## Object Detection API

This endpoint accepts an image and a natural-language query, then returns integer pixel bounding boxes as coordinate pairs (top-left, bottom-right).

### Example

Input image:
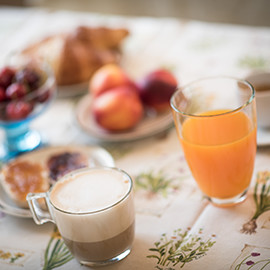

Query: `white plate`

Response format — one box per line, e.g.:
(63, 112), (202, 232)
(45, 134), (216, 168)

(257, 127), (270, 147)
(57, 82), (88, 98)
(0, 145), (115, 218)
(76, 94), (174, 142)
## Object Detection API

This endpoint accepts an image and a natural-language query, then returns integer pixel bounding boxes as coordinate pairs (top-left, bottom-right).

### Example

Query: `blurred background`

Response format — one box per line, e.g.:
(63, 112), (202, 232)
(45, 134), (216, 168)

(1, 0), (270, 27)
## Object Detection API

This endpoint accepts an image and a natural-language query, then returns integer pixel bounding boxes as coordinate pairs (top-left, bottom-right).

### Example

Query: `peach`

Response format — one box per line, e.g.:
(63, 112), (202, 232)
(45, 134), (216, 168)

(89, 64), (135, 97)
(137, 69), (178, 112)
(92, 86), (144, 131)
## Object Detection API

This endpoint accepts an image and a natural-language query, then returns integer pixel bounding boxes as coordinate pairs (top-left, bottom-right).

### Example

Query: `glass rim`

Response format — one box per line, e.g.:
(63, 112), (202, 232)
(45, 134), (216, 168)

(170, 75), (255, 118)
(48, 166), (133, 216)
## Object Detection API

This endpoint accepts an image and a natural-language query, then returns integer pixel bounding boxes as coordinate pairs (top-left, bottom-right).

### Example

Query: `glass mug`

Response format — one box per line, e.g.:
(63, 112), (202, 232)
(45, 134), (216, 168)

(170, 76), (257, 207)
(27, 167), (135, 267)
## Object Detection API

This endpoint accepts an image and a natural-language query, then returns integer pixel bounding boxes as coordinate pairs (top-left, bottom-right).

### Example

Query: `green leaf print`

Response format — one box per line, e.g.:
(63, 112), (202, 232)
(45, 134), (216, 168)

(147, 228), (216, 269)
(234, 251), (270, 269)
(241, 171), (270, 234)
(135, 170), (179, 198)
(43, 226), (73, 270)
(238, 56), (268, 69)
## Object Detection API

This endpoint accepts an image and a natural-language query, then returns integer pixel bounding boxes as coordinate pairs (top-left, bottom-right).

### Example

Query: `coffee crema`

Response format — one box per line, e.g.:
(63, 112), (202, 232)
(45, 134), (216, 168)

(50, 168), (131, 213)
(48, 167), (135, 243)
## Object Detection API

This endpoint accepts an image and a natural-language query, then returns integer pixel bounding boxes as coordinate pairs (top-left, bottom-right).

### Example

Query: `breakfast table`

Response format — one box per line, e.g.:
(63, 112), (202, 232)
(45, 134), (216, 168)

(0, 7), (270, 270)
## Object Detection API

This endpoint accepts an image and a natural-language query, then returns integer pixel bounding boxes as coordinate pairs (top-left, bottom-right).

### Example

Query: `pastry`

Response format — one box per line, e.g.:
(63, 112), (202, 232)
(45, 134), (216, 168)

(21, 26), (129, 86)
(1, 160), (49, 208)
(47, 151), (89, 181)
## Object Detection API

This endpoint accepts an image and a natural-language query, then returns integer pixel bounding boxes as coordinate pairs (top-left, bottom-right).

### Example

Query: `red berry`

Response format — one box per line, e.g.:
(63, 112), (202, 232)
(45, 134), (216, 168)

(16, 67), (41, 91)
(0, 87), (6, 102)
(37, 89), (50, 103)
(6, 83), (28, 99)
(0, 67), (15, 88)
(6, 100), (33, 120)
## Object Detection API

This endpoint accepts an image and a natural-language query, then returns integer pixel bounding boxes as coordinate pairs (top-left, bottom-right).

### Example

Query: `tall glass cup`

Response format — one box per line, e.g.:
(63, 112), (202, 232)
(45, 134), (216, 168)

(170, 76), (257, 207)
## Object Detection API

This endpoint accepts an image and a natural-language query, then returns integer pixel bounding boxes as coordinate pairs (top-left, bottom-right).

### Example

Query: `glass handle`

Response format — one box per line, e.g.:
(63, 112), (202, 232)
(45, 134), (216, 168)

(27, 192), (54, 225)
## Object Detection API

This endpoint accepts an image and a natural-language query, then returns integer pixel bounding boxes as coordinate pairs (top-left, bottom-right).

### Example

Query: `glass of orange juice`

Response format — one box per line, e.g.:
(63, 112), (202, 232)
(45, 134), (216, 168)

(170, 76), (257, 207)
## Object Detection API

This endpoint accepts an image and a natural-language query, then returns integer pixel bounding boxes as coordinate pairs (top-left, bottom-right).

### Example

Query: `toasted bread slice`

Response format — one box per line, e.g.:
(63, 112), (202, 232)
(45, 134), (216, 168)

(1, 160), (49, 208)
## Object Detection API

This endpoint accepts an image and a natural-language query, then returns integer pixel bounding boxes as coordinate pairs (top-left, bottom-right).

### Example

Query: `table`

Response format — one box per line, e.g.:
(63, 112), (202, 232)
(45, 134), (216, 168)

(0, 7), (270, 270)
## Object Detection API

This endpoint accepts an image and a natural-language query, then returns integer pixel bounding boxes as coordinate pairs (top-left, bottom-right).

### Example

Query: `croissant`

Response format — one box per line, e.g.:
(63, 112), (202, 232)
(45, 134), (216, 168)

(21, 26), (129, 86)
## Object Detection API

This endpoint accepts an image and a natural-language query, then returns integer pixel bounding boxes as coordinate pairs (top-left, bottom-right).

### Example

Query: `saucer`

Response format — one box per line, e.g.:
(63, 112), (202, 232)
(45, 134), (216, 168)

(0, 145), (115, 218)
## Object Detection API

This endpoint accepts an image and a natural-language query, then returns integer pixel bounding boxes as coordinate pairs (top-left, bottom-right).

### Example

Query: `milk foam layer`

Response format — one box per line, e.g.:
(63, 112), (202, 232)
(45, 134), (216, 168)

(48, 167), (135, 242)
(50, 169), (131, 213)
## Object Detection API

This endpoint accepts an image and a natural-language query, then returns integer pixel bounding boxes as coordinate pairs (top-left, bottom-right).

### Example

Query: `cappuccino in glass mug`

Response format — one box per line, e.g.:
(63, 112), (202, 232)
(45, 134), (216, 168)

(27, 167), (135, 267)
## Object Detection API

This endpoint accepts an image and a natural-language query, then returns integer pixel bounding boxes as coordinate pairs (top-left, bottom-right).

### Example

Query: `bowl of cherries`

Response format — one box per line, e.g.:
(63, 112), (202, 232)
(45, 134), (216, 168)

(0, 59), (56, 161)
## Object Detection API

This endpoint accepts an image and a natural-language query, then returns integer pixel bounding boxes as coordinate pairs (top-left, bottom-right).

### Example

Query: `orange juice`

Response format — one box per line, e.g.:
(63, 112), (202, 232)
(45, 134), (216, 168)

(180, 110), (257, 199)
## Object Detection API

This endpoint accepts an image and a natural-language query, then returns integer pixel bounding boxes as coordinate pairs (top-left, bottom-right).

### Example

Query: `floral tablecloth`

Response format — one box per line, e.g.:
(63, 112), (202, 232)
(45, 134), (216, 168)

(0, 7), (270, 270)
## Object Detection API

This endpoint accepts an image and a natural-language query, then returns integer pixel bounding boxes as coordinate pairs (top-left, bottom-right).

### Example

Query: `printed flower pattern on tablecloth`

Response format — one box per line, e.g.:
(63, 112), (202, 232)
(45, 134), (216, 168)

(147, 227), (216, 269)
(134, 151), (190, 217)
(231, 244), (270, 270)
(135, 170), (180, 199)
(190, 36), (226, 51)
(134, 169), (183, 216)
(43, 226), (73, 270)
(241, 171), (270, 234)
(0, 248), (33, 266)
(238, 55), (269, 70)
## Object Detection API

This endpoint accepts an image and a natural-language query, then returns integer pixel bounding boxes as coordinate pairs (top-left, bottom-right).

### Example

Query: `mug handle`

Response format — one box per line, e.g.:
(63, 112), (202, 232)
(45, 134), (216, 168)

(27, 192), (55, 225)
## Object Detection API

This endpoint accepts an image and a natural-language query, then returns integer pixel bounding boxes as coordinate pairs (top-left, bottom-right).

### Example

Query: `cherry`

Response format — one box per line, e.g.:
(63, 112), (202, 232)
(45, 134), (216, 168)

(16, 67), (41, 91)
(0, 87), (6, 102)
(0, 67), (15, 88)
(6, 100), (33, 120)
(37, 89), (51, 103)
(0, 65), (48, 122)
(6, 83), (28, 99)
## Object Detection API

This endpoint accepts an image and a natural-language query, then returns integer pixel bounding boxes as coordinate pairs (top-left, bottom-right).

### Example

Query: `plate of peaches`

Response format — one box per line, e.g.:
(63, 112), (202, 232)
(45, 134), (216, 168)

(0, 145), (115, 217)
(76, 64), (177, 142)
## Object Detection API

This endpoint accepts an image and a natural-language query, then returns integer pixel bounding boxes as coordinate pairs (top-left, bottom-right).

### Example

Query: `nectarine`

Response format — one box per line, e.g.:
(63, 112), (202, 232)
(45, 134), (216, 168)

(137, 69), (178, 112)
(89, 64), (136, 97)
(92, 86), (144, 131)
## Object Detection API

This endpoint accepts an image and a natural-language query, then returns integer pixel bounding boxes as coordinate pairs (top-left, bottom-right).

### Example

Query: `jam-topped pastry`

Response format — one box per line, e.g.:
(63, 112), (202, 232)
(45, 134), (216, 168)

(47, 151), (89, 181)
(1, 160), (49, 208)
